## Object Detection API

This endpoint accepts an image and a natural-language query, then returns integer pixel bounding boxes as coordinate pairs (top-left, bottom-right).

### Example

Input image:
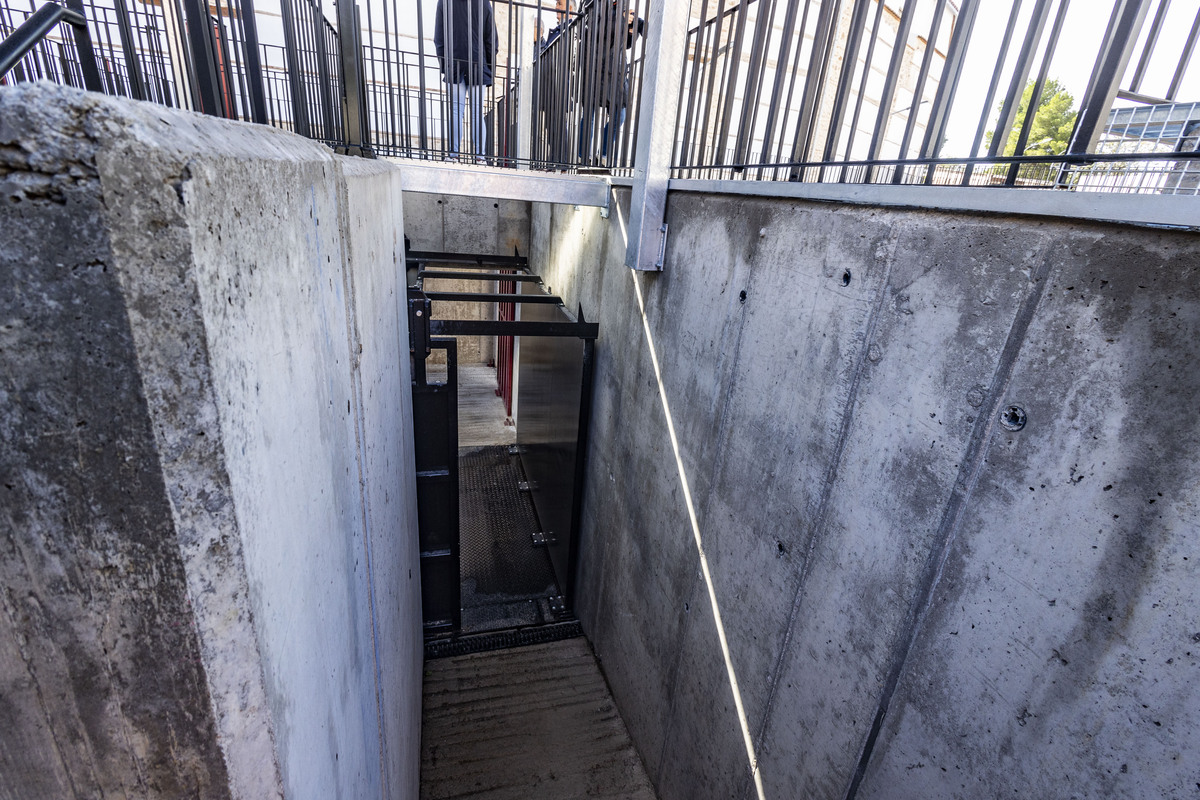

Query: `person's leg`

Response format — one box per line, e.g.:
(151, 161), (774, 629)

(448, 81), (466, 158)
(601, 106), (626, 162)
(578, 106), (595, 165)
(469, 85), (487, 162)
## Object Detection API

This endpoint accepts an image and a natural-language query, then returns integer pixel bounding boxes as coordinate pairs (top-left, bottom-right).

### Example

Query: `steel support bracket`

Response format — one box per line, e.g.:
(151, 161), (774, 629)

(625, 0), (691, 272)
(600, 183), (612, 219)
(531, 531), (557, 547)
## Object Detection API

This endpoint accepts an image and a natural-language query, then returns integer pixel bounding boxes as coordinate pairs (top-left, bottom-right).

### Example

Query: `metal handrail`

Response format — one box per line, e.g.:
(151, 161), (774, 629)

(0, 1), (102, 92)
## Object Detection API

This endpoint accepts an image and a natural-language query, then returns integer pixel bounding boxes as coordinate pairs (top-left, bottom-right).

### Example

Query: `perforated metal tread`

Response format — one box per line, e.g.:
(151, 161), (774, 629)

(458, 445), (562, 635)
(424, 620), (583, 660)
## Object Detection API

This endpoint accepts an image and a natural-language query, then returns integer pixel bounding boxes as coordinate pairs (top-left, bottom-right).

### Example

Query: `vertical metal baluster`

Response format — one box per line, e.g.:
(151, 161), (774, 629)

(921, 0), (980, 184)
(694, 0), (728, 177)
(788, 0), (840, 182)
(677, 4), (709, 178)
(862, 0), (917, 183)
(819, 0), (871, 180)
(215, 0), (239, 116)
(314, 0), (336, 140)
(165, 0), (199, 111)
(279, 0), (311, 136)
(307, 0), (323, 135)
(531, 0), (544, 166)
(892, 0), (949, 183)
(1006, 0), (1070, 185)
(444, 0), (453, 158)
(180, 0), (224, 113)
(1130, 0), (1170, 94)
(239, 0), (268, 122)
(579, 0), (599, 166)
(294, 0), (313, 132)
(772, 0), (814, 178)
(1064, 0), (1150, 193)
(110, 0), (146, 99)
(604, 0), (627, 167)
(413, 0), (427, 151)
(754, 0), (800, 179)
(363, 0), (377, 149)
(989, 0), (1054, 160)
(1167, 7), (1199, 101)
(676, 0), (704, 176)
(61, 0), (104, 92)
(962, 0), (1022, 185)
(733, 0), (778, 173)
(624, 0), (647, 170)
(712, 0), (749, 171)
(465, 0), (474, 158)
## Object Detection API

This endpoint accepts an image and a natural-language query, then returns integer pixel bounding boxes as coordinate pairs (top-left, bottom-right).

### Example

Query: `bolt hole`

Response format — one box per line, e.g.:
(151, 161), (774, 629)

(1000, 405), (1027, 431)
(842, 269), (852, 286)
(493, 202), (499, 208)
(739, 290), (747, 303)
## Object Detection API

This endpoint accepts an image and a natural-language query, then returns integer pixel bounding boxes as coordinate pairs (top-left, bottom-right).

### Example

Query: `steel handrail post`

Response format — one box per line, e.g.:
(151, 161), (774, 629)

(1, 2), (102, 92)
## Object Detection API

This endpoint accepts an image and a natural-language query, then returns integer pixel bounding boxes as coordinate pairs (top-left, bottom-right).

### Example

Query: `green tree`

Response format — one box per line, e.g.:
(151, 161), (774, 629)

(986, 78), (1078, 156)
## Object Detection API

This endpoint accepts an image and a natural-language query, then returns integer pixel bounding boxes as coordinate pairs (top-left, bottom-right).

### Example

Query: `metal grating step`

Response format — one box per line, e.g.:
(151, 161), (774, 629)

(424, 620), (583, 660)
(457, 444), (563, 636)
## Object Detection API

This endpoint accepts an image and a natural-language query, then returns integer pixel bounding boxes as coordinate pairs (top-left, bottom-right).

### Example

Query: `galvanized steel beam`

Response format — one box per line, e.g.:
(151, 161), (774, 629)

(1069, 0), (1152, 154)
(393, 160), (615, 207)
(625, 0), (691, 271)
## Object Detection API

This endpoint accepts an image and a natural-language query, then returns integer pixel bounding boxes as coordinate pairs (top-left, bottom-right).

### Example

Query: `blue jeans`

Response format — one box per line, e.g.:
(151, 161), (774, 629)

(448, 81), (486, 159)
(578, 106), (626, 164)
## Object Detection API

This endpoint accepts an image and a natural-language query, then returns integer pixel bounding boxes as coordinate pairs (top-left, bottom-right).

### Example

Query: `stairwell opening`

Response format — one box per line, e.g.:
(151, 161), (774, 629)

(406, 249), (596, 660)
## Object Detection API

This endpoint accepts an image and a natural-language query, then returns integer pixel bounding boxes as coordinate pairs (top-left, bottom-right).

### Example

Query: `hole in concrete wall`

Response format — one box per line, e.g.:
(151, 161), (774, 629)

(739, 290), (747, 303)
(1000, 406), (1027, 431)
(842, 270), (852, 286)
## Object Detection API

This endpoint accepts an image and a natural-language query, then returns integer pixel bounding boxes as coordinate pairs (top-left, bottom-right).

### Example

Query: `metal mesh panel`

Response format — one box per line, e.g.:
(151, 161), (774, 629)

(458, 444), (562, 634)
(424, 620), (583, 661)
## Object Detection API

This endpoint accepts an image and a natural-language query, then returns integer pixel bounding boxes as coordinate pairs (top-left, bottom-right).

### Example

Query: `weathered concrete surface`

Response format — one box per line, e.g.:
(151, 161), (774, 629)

(402, 192), (530, 257)
(1, 86), (231, 800)
(527, 191), (1200, 799)
(421, 638), (657, 799)
(1, 84), (421, 799)
(402, 192), (532, 365)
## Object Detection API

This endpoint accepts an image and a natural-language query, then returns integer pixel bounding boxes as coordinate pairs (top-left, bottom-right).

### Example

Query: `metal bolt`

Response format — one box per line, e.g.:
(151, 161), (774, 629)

(415, 310), (423, 317)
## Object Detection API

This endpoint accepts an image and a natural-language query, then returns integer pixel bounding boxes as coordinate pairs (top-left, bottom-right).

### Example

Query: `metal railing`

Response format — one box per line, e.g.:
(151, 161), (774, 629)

(0, 1), (100, 91)
(2, 0), (1197, 196)
(671, 0), (1200, 195)
(1, 0), (269, 118)
(351, 0), (649, 171)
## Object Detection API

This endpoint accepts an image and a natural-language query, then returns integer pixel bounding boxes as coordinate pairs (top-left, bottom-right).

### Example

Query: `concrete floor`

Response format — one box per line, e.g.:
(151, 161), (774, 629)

(427, 361), (516, 449)
(420, 638), (658, 800)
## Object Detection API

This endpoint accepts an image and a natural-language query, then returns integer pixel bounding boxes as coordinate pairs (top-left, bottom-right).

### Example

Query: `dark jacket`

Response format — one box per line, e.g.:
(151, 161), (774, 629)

(579, 1), (643, 111)
(434, 0), (498, 86)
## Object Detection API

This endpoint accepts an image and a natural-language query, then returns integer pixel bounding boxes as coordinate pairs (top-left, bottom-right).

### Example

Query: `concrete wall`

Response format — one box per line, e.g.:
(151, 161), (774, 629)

(0, 85), (421, 799)
(531, 191), (1200, 799)
(401, 191), (531, 365)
